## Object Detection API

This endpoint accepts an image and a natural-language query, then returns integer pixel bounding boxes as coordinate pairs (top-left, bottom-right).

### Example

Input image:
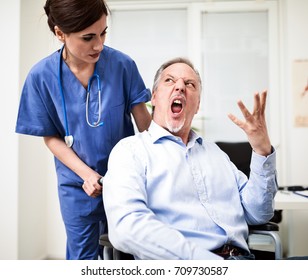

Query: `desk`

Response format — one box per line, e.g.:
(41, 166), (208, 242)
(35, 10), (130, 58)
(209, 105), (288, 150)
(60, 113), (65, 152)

(274, 191), (308, 257)
(275, 191), (308, 210)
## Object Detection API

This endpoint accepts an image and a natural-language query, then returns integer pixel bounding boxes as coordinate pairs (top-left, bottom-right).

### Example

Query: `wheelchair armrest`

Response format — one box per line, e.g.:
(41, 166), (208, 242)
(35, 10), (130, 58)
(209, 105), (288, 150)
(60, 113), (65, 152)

(99, 233), (112, 247)
(249, 222), (279, 232)
(99, 234), (134, 260)
(248, 222), (282, 259)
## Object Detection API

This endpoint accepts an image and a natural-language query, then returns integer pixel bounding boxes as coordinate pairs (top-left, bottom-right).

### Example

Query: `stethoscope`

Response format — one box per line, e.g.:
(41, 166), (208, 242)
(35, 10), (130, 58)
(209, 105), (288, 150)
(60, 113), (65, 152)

(58, 45), (103, 147)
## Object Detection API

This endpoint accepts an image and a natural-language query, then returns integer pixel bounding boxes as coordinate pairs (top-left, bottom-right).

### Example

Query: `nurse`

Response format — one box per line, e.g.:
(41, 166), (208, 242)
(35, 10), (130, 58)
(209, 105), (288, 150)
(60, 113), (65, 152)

(15, 0), (151, 260)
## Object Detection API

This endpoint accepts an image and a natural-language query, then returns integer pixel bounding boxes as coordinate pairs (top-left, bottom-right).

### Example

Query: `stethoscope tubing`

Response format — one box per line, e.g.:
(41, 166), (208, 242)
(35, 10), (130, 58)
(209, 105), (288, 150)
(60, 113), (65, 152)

(58, 45), (103, 147)
(58, 45), (71, 139)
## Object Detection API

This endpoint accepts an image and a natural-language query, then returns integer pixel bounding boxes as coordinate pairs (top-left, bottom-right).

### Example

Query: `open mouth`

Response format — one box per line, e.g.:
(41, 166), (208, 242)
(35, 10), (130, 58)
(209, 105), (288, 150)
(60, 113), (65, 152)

(171, 99), (183, 114)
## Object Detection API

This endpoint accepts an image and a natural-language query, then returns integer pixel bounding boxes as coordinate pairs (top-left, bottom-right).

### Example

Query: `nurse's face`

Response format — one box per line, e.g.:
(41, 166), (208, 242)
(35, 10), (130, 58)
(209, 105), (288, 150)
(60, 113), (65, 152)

(55, 15), (107, 65)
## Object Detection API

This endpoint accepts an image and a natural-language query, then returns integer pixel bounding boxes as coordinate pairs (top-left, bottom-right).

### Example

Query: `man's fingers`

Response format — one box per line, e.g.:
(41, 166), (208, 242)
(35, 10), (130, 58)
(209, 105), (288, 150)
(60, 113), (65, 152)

(252, 93), (260, 115)
(228, 113), (244, 128)
(260, 90), (267, 114)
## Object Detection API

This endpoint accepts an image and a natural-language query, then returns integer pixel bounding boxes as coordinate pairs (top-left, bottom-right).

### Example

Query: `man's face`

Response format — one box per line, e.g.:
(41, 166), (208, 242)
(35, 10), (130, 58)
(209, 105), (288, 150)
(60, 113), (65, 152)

(151, 62), (200, 136)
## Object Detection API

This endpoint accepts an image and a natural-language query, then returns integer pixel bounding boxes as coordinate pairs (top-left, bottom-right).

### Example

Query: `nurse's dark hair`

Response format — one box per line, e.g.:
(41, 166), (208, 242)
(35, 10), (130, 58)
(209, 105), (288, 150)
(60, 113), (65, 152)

(44, 0), (109, 34)
(152, 57), (202, 92)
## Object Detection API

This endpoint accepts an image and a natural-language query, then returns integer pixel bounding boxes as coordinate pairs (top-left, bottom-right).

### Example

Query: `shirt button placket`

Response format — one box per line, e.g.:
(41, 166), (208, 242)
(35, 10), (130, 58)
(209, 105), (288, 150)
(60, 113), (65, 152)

(187, 150), (208, 204)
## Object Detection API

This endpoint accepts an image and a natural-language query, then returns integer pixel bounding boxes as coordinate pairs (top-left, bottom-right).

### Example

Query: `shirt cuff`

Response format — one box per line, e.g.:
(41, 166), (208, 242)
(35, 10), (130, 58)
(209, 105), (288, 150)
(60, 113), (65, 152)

(250, 147), (276, 176)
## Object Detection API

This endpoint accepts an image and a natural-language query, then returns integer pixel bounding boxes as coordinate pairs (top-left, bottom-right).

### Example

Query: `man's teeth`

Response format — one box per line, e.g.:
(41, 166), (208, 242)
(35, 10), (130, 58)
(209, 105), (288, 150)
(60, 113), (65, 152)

(174, 100), (182, 104)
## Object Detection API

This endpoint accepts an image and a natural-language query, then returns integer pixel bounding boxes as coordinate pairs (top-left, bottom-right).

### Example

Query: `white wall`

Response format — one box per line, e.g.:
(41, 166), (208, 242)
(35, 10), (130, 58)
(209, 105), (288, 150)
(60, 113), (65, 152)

(0, 0), (65, 260)
(18, 0), (65, 259)
(0, 0), (20, 260)
(1, 0), (307, 260)
(278, 0), (308, 257)
(283, 0), (308, 185)
(17, 2), (51, 257)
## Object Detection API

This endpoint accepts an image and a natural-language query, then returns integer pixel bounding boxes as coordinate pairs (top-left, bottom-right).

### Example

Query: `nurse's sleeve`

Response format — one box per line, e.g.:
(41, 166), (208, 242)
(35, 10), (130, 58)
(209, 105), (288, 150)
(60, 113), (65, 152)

(126, 60), (151, 111)
(15, 72), (59, 137)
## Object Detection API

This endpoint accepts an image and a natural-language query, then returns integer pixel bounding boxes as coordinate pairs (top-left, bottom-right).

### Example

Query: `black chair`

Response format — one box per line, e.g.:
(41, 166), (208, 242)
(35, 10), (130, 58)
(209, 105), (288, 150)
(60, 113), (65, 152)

(99, 234), (134, 260)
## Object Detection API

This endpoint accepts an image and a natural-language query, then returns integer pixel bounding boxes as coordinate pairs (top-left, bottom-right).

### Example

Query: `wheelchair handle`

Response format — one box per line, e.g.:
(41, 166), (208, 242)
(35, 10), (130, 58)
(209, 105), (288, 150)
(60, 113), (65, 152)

(98, 177), (103, 186)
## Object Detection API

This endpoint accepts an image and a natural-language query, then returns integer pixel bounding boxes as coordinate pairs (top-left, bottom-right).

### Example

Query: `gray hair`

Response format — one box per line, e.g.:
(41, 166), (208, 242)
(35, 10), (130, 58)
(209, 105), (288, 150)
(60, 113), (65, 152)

(152, 57), (202, 92)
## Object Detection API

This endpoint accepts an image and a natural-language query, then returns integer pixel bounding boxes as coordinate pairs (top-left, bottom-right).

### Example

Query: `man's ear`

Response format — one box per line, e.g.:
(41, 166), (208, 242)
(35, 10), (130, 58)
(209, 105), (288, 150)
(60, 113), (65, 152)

(54, 26), (65, 43)
(151, 91), (156, 107)
(195, 98), (201, 114)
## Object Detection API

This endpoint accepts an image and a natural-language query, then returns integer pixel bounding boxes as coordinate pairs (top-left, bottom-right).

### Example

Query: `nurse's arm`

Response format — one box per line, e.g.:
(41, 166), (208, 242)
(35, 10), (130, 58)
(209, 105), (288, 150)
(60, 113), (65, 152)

(131, 103), (151, 132)
(43, 136), (102, 198)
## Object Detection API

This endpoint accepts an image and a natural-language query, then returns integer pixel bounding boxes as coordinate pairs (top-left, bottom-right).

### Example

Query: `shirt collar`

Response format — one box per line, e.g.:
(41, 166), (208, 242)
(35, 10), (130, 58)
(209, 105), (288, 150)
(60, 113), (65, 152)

(148, 121), (203, 146)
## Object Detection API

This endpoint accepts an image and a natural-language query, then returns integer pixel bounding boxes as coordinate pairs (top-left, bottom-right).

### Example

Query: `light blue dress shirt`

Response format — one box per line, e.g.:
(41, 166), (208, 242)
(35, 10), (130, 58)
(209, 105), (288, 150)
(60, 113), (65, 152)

(103, 121), (278, 260)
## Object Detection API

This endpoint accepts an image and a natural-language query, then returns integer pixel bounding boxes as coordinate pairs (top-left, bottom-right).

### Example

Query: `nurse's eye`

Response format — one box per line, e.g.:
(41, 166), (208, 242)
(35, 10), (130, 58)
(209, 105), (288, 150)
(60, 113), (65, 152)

(82, 35), (95, 42)
(101, 26), (108, 37)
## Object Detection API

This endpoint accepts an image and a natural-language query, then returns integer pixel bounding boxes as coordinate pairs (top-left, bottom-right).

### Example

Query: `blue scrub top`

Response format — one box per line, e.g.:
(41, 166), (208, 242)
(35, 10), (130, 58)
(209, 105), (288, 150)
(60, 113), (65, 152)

(16, 45), (151, 224)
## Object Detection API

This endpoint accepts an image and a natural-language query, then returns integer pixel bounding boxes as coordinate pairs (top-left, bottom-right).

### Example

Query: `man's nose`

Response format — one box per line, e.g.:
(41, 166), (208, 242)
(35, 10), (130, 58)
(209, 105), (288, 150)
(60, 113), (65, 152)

(175, 78), (185, 92)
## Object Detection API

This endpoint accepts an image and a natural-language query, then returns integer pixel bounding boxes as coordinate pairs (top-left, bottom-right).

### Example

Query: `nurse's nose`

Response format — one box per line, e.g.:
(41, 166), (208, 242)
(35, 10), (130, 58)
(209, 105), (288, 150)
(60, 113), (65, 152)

(175, 78), (185, 93)
(93, 37), (104, 52)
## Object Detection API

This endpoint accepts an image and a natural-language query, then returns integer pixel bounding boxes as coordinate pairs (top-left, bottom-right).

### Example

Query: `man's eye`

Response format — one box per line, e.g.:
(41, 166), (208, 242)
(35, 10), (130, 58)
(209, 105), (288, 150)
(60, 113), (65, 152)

(165, 78), (174, 83)
(185, 82), (195, 88)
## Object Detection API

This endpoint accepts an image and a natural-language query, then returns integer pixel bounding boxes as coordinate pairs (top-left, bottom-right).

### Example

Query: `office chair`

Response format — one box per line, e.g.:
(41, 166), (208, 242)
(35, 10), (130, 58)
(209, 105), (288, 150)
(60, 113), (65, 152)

(99, 234), (134, 260)
(99, 141), (283, 260)
(215, 141), (282, 259)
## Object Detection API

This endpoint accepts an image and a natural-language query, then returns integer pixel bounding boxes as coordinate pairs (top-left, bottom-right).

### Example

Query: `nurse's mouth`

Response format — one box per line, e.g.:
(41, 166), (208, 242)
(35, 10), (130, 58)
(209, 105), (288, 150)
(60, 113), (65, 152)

(90, 53), (100, 59)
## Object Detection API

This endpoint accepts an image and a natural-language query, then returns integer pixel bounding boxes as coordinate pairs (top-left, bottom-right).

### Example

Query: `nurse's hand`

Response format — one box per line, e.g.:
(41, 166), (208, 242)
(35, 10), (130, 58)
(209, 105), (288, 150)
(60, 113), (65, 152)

(82, 174), (103, 198)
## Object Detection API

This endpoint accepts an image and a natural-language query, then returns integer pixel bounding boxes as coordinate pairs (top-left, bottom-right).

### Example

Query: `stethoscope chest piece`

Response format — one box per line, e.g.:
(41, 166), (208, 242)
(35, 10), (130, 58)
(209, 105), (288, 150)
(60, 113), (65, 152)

(65, 135), (74, 148)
